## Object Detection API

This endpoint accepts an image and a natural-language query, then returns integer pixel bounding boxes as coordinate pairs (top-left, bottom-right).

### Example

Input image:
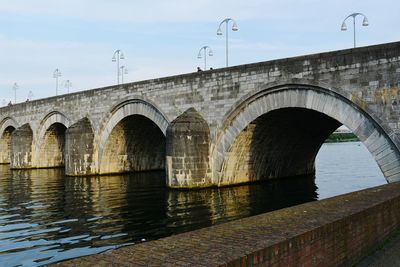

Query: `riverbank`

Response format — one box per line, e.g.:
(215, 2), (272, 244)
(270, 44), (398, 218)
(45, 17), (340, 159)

(325, 132), (359, 143)
(50, 182), (400, 266)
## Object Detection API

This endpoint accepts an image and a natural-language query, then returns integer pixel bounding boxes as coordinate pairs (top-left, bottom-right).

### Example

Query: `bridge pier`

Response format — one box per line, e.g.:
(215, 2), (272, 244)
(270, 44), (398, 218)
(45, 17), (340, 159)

(166, 108), (212, 188)
(65, 118), (95, 176)
(0, 126), (15, 164)
(11, 124), (33, 169)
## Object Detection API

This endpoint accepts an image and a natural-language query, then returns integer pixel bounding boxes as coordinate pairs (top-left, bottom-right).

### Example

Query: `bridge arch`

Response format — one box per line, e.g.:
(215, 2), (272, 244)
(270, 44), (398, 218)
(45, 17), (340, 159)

(36, 111), (70, 167)
(97, 99), (169, 174)
(214, 84), (400, 185)
(0, 117), (19, 164)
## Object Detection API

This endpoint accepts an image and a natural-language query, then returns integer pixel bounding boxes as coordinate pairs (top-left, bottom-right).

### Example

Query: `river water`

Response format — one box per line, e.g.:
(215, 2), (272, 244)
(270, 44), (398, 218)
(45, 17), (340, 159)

(0, 141), (386, 266)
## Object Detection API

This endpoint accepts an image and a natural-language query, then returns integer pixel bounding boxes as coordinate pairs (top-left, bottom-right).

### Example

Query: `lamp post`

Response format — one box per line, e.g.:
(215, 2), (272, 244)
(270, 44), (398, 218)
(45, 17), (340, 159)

(217, 18), (238, 67)
(53, 68), (62, 96)
(64, 80), (72, 94)
(341, 13), (369, 48)
(12, 83), (18, 104)
(112, 49), (125, 85)
(119, 66), (128, 84)
(197, 46), (213, 70)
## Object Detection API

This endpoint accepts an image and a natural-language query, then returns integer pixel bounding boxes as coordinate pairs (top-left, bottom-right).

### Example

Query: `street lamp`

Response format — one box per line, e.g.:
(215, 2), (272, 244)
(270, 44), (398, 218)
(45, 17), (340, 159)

(112, 49), (125, 85)
(119, 66), (128, 84)
(12, 83), (18, 104)
(217, 18), (238, 67)
(53, 68), (62, 96)
(64, 80), (72, 94)
(197, 46), (213, 70)
(341, 13), (369, 48)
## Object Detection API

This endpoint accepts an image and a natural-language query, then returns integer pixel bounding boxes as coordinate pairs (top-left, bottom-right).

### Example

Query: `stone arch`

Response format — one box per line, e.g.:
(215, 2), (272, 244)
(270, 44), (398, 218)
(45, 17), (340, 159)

(214, 85), (400, 185)
(36, 111), (70, 167)
(0, 117), (18, 164)
(11, 123), (33, 168)
(37, 111), (70, 143)
(65, 117), (95, 176)
(97, 99), (169, 174)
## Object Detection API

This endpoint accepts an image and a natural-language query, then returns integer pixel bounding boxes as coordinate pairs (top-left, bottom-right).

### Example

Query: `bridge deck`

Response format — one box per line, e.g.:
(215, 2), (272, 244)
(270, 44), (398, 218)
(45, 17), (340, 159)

(50, 182), (400, 266)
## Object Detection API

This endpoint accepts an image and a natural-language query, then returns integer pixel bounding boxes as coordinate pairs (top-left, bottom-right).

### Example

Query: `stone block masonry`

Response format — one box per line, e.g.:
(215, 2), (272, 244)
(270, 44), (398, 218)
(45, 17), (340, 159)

(11, 124), (33, 168)
(1, 42), (400, 187)
(166, 108), (212, 188)
(49, 182), (400, 266)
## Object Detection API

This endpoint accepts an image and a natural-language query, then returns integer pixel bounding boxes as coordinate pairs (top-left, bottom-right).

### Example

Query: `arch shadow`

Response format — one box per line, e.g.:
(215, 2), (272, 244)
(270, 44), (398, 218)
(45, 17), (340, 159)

(214, 84), (400, 185)
(35, 111), (70, 167)
(96, 99), (169, 174)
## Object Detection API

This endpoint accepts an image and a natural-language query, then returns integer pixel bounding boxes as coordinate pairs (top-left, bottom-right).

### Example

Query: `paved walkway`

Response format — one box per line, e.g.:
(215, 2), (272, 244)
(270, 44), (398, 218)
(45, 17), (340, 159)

(357, 232), (400, 267)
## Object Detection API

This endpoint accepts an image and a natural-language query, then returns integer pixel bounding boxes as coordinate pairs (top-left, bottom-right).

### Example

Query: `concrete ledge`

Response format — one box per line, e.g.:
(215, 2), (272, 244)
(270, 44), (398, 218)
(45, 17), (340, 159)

(51, 182), (400, 266)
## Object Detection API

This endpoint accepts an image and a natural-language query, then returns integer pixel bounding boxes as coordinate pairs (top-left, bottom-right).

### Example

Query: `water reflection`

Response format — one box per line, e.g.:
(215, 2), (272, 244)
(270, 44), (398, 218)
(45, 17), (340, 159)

(0, 167), (317, 266)
(0, 141), (387, 266)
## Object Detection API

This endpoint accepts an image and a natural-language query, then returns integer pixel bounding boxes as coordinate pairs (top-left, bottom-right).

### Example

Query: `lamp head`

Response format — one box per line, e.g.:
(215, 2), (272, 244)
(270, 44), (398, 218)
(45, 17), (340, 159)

(120, 52), (125, 59)
(53, 69), (61, 77)
(341, 21), (347, 31)
(232, 21), (238, 31)
(208, 49), (213, 56)
(217, 28), (223, 35)
(362, 16), (369, 26)
(112, 56), (116, 62)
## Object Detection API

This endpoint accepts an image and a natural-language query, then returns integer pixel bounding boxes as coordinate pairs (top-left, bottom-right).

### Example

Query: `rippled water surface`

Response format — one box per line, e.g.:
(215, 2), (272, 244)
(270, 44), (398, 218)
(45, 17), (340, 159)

(316, 142), (386, 198)
(0, 142), (386, 266)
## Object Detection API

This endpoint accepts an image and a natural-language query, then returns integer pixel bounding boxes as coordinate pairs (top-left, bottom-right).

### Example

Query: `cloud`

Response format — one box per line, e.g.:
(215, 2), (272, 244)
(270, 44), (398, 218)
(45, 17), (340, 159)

(0, 0), (399, 103)
(0, 0), (320, 23)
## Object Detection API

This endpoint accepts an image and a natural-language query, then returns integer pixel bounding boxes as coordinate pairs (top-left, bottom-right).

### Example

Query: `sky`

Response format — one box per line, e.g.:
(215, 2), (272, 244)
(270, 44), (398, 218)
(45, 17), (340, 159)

(0, 0), (399, 104)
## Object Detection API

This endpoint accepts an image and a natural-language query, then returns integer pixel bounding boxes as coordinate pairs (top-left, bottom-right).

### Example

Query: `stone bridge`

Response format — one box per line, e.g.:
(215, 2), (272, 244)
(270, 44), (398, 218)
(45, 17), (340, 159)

(1, 41), (400, 188)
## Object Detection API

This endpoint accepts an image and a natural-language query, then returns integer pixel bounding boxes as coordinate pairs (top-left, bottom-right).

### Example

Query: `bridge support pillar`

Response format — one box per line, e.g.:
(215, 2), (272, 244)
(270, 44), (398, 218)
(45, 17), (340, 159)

(10, 124), (33, 169)
(166, 108), (212, 188)
(0, 127), (15, 164)
(65, 118), (95, 176)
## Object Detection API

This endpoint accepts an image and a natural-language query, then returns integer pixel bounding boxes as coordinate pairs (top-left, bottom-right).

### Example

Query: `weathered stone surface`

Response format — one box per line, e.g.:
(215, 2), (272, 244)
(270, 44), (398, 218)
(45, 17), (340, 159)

(0, 42), (399, 186)
(65, 118), (95, 175)
(166, 108), (211, 187)
(0, 126), (15, 164)
(11, 124), (33, 168)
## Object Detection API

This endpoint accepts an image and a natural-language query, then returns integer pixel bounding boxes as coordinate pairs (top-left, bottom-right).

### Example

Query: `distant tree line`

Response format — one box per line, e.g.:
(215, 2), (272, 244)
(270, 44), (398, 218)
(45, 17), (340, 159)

(325, 132), (359, 143)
